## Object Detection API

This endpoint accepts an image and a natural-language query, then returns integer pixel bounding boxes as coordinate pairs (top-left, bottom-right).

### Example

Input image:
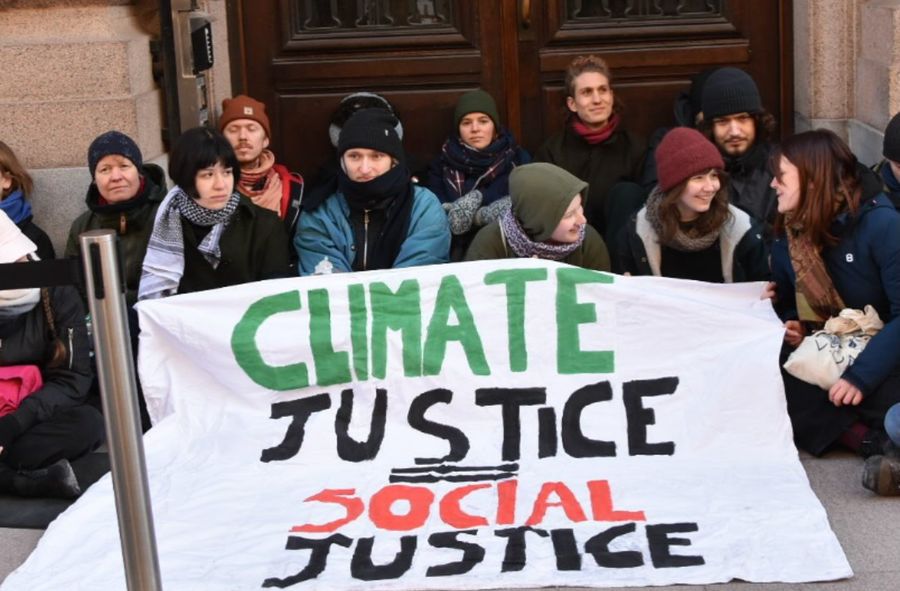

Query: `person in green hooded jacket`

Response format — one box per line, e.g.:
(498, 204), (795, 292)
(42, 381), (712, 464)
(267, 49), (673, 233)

(464, 162), (610, 271)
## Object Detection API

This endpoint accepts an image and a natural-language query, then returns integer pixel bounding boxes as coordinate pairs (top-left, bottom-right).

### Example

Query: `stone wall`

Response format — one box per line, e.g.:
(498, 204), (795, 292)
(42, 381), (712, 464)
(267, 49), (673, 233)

(0, 0), (231, 255)
(0, 0), (161, 254)
(794, 0), (900, 165)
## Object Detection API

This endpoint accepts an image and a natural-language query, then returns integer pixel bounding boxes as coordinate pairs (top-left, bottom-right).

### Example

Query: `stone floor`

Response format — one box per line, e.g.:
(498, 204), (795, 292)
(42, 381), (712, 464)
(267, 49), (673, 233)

(2, 451), (898, 590)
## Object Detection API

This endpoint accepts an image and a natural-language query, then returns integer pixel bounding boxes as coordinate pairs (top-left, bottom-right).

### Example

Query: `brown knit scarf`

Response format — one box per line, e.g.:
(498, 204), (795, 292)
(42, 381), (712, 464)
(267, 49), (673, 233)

(785, 221), (845, 323)
(237, 150), (282, 214)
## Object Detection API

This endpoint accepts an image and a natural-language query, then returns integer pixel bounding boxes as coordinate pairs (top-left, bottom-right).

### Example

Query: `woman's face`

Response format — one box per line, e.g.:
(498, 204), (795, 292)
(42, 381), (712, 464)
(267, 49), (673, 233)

(0, 169), (12, 197)
(676, 169), (721, 222)
(194, 161), (234, 210)
(94, 155), (141, 203)
(342, 148), (394, 182)
(771, 155), (802, 214)
(458, 112), (496, 150)
(550, 195), (587, 243)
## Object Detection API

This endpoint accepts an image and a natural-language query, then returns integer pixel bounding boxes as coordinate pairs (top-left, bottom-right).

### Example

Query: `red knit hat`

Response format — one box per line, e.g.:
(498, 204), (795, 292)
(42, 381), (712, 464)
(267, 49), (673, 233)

(219, 95), (271, 138)
(656, 127), (724, 192)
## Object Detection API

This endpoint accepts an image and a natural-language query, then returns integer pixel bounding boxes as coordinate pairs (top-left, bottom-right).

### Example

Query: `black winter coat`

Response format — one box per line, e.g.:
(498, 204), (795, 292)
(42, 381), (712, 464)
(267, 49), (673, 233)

(0, 286), (92, 434)
(178, 196), (291, 295)
(65, 163), (167, 307)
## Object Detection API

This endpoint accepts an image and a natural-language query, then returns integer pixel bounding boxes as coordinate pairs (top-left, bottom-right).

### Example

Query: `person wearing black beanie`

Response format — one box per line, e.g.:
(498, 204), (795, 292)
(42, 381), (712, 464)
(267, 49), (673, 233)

(873, 111), (900, 208)
(698, 67), (779, 229)
(295, 109), (450, 274)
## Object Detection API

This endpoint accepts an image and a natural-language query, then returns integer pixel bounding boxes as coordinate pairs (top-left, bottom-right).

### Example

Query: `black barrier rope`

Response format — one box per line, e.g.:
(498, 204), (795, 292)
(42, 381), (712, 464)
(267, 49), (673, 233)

(0, 258), (84, 290)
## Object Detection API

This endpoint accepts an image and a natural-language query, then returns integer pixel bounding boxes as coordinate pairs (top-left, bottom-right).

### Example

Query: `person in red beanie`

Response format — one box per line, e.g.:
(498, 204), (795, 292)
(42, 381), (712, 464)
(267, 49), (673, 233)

(616, 127), (768, 282)
(219, 95), (303, 268)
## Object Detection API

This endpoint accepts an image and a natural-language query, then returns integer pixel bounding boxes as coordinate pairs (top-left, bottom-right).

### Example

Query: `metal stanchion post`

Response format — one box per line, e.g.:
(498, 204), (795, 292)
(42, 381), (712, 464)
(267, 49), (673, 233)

(79, 230), (162, 591)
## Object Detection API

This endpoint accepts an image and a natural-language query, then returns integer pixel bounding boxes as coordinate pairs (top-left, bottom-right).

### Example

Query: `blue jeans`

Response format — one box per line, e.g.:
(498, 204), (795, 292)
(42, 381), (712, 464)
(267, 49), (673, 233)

(886, 403), (900, 446)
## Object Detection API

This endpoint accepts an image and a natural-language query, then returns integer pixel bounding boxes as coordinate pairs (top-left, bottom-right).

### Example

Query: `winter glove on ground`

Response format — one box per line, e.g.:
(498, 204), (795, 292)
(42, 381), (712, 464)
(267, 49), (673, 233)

(442, 190), (483, 235)
(474, 196), (511, 227)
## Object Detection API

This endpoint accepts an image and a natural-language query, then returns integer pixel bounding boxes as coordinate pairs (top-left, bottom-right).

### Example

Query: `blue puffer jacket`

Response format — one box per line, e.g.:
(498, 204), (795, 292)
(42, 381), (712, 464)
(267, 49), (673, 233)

(295, 185), (450, 275)
(772, 192), (900, 395)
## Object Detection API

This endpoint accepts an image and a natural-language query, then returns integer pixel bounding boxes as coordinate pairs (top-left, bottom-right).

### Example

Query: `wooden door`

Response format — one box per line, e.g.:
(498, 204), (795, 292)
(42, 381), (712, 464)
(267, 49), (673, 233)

(232, 0), (792, 177)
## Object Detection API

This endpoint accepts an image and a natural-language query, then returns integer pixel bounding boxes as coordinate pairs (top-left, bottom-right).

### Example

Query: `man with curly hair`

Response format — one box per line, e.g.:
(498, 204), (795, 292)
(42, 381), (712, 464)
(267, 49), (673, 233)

(698, 67), (779, 227)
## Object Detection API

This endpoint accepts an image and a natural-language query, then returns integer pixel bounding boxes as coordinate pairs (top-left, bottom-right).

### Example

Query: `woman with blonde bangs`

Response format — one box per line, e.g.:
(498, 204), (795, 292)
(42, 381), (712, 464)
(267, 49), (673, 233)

(617, 127), (768, 282)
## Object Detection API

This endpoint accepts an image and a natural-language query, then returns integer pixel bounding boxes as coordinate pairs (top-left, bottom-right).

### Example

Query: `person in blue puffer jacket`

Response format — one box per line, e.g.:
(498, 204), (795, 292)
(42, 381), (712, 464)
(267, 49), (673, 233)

(295, 109), (450, 275)
(769, 131), (900, 488)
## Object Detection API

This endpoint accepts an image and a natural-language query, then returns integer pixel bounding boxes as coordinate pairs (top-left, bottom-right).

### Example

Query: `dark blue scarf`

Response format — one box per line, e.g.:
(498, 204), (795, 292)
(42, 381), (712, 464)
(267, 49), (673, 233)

(438, 128), (522, 206)
(0, 189), (32, 224)
(881, 162), (900, 194)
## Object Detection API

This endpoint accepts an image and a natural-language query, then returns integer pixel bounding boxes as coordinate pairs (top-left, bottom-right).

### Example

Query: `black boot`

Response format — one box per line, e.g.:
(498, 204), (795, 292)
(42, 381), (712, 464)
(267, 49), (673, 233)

(12, 459), (82, 499)
(862, 455), (900, 496)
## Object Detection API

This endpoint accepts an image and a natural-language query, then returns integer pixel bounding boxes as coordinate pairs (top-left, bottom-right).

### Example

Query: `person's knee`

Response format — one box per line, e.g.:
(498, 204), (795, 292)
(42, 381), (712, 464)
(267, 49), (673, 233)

(3, 405), (105, 470)
(885, 403), (900, 445)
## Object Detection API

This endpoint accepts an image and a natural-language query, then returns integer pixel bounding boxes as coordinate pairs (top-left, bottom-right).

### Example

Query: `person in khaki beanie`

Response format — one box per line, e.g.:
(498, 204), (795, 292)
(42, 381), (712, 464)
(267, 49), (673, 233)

(465, 162), (610, 271)
(219, 94), (303, 269)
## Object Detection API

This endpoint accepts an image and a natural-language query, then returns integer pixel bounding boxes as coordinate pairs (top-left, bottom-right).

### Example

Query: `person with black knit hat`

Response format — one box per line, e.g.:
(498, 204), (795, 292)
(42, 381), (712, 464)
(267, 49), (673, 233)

(425, 89), (531, 260)
(220, 94), (304, 252)
(304, 91), (406, 214)
(617, 127), (768, 282)
(697, 67), (779, 227)
(65, 130), (168, 307)
(873, 111), (900, 207)
(295, 108), (450, 274)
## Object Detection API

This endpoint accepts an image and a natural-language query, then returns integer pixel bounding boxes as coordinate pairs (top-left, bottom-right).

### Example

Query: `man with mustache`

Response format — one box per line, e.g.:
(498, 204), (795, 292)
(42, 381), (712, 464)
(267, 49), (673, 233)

(220, 95), (303, 267)
(698, 67), (779, 228)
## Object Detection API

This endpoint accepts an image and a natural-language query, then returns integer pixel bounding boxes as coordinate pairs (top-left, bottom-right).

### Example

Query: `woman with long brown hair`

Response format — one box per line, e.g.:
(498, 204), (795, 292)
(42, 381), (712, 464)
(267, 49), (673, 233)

(617, 127), (768, 281)
(769, 129), (900, 494)
(0, 211), (103, 499)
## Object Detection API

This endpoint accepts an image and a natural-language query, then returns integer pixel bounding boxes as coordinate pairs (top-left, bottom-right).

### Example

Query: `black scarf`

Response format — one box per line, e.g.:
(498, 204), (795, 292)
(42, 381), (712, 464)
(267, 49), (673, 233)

(723, 142), (769, 178)
(338, 164), (415, 271)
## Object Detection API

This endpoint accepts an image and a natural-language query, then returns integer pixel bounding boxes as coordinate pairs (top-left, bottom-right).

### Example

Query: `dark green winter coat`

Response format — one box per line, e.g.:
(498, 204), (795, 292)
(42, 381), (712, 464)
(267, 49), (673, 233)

(465, 162), (611, 271)
(177, 196), (290, 295)
(65, 163), (167, 307)
(534, 123), (646, 236)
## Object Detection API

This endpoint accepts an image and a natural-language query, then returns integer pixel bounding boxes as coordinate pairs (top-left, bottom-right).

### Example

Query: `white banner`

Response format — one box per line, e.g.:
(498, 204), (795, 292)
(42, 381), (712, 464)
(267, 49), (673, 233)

(2, 260), (851, 590)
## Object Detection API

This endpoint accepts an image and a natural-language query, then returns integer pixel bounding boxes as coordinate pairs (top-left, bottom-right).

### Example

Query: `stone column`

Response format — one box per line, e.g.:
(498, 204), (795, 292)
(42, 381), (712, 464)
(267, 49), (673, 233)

(794, 0), (900, 165)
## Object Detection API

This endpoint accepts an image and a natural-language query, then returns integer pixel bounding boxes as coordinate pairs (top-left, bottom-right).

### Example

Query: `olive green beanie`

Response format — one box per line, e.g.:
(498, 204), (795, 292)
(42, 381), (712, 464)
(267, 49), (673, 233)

(510, 163), (588, 242)
(454, 89), (501, 128)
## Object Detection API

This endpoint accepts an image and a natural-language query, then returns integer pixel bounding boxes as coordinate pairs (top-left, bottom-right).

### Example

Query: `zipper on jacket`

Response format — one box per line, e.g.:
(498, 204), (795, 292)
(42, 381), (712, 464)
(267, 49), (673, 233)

(119, 213), (127, 235)
(363, 210), (370, 271)
(67, 327), (74, 370)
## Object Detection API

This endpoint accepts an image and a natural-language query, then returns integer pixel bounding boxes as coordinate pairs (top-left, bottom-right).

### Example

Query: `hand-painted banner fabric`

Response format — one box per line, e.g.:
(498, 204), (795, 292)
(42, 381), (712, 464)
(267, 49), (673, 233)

(2, 260), (851, 590)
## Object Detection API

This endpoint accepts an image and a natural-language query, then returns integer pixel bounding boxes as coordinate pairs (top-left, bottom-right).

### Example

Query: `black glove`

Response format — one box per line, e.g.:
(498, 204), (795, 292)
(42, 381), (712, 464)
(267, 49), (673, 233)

(0, 414), (23, 453)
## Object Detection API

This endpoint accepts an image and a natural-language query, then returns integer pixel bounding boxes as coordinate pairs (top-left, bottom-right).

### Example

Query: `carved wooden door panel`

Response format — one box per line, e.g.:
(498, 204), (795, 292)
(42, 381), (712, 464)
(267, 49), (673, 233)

(235, 0), (791, 176)
(517, 0), (793, 150)
(237, 1), (511, 178)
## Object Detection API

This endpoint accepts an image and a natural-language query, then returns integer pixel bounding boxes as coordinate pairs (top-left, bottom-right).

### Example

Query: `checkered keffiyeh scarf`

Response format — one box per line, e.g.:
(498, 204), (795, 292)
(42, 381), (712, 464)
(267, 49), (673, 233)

(440, 129), (518, 204)
(138, 187), (240, 300)
(499, 208), (584, 260)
